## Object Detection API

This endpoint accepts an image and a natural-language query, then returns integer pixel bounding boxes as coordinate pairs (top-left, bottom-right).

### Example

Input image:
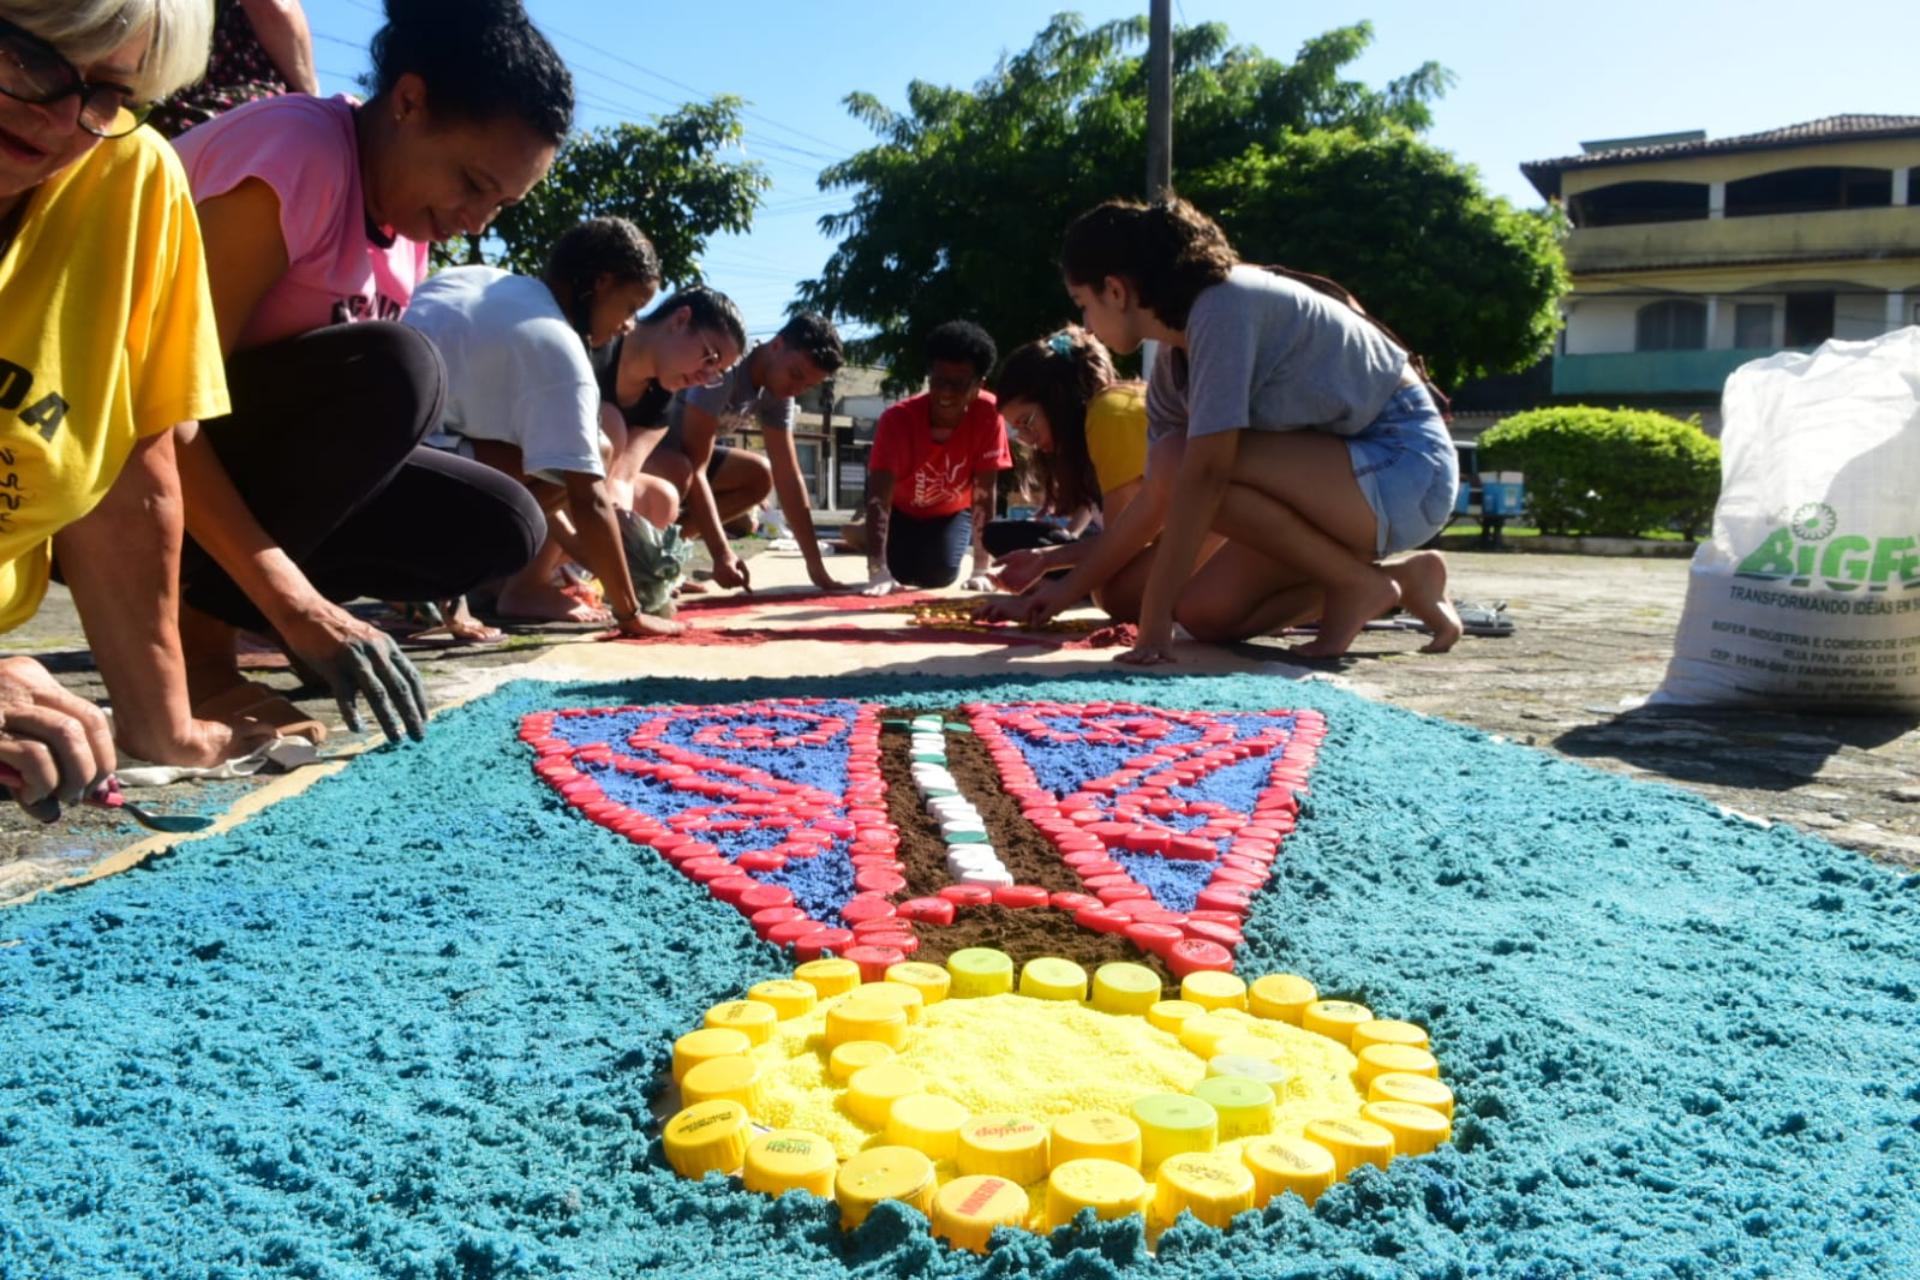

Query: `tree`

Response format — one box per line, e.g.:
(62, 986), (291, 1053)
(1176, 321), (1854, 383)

(797, 14), (1565, 392)
(443, 98), (770, 282)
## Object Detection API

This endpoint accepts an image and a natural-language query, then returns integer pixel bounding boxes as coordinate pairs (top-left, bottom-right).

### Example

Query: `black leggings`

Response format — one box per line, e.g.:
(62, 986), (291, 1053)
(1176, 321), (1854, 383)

(180, 322), (546, 630)
(983, 519), (1076, 558)
(886, 508), (973, 588)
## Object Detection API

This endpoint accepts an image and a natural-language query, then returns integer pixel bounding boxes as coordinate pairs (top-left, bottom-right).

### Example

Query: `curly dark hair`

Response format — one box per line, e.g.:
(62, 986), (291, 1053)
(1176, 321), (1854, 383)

(775, 312), (845, 374)
(638, 285), (748, 353)
(543, 217), (660, 338)
(925, 320), (998, 379)
(1060, 197), (1238, 331)
(994, 327), (1119, 516)
(371, 0), (574, 143)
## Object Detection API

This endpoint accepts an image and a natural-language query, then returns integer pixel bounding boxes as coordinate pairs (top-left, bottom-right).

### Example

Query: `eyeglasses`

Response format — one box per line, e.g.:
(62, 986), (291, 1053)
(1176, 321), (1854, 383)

(0, 19), (151, 140)
(1007, 409), (1039, 436)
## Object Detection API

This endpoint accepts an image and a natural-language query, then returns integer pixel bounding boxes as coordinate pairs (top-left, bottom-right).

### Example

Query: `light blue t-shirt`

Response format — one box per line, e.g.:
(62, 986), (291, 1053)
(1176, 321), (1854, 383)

(665, 345), (797, 447)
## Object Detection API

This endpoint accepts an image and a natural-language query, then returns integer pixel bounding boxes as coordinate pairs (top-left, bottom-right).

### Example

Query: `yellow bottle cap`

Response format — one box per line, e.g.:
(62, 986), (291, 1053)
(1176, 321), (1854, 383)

(1090, 962), (1162, 1015)
(680, 1054), (764, 1115)
(795, 957), (862, 998)
(1361, 1101), (1452, 1156)
(846, 1061), (925, 1128)
(932, 1175), (1031, 1253)
(1207, 1054), (1290, 1089)
(1130, 1093), (1218, 1169)
(1355, 1043), (1439, 1087)
(835, 1145), (936, 1228)
(744, 1129), (838, 1199)
(1352, 1019), (1430, 1054)
(1152, 1151), (1255, 1229)
(1303, 1116), (1395, 1176)
(1247, 973), (1318, 1023)
(1046, 1158), (1148, 1229)
(704, 999), (778, 1046)
(886, 1092), (971, 1159)
(828, 1039), (895, 1083)
(1176, 1014), (1244, 1060)
(1019, 957), (1089, 1002)
(1147, 1000), (1205, 1035)
(1301, 999), (1374, 1045)
(826, 999), (908, 1050)
(885, 961), (952, 1006)
(1179, 970), (1248, 1012)
(1212, 1034), (1282, 1064)
(671, 1027), (752, 1085)
(947, 947), (1014, 997)
(1240, 1135), (1336, 1207)
(956, 1114), (1051, 1184)
(1189, 1075), (1276, 1141)
(848, 981), (925, 1025)
(1049, 1110), (1144, 1168)
(1368, 1071), (1455, 1118)
(747, 979), (819, 1021)
(662, 1099), (750, 1180)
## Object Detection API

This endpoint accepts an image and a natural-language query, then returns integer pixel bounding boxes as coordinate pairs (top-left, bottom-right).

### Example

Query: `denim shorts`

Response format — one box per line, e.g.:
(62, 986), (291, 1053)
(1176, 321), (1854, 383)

(1346, 383), (1459, 557)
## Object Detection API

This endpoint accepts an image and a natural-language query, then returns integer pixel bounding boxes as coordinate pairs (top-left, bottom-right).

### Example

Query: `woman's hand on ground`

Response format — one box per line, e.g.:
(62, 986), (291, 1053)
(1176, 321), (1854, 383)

(712, 553), (752, 592)
(0, 655), (116, 818)
(276, 601), (428, 744)
(805, 560), (840, 592)
(992, 548), (1047, 594)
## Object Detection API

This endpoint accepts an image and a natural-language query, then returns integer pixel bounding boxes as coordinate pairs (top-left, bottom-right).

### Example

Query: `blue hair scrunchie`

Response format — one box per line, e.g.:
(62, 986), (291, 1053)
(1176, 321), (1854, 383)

(1048, 332), (1073, 358)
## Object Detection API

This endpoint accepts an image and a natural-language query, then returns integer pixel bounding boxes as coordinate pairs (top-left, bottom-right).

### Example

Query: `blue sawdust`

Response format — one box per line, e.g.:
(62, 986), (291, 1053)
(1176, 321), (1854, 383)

(2, 672), (1917, 1280)
(1111, 852), (1216, 914)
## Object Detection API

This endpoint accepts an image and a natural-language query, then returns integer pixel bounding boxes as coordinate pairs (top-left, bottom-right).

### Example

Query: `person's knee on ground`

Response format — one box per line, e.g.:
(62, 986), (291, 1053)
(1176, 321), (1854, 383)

(644, 447), (695, 499)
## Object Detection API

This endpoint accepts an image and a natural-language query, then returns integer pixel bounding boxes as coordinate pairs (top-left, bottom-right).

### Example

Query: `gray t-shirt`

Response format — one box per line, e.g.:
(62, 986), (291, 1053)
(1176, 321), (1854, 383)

(664, 346), (797, 449)
(1146, 265), (1409, 443)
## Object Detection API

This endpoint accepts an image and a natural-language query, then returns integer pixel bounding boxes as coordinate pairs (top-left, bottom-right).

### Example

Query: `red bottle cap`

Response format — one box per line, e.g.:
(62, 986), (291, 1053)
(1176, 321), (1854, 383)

(1166, 938), (1235, 977)
(1123, 922), (1184, 957)
(992, 885), (1050, 909)
(843, 944), (907, 982)
(1050, 892), (1102, 913)
(840, 895), (897, 926)
(737, 884), (796, 914)
(899, 897), (957, 926)
(1074, 906), (1134, 934)
(766, 918), (828, 946)
(853, 868), (907, 896)
(939, 885), (994, 906)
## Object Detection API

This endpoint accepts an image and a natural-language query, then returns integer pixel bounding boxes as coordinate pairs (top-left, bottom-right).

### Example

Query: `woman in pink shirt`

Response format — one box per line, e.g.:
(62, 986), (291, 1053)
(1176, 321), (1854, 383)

(171, 0), (566, 745)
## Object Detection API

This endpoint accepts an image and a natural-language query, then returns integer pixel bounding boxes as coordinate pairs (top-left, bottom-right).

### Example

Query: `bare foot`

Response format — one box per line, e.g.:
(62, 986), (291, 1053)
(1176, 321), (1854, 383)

(1385, 551), (1463, 654)
(616, 612), (685, 638)
(1290, 569), (1401, 658)
(495, 577), (612, 624)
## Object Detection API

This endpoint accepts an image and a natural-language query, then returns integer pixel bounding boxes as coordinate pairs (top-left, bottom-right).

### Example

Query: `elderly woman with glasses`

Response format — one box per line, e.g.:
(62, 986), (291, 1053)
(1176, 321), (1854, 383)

(0, 1), (270, 820)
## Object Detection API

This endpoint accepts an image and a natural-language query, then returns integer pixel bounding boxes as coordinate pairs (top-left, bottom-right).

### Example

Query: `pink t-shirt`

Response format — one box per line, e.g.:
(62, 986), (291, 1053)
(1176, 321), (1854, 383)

(174, 94), (429, 350)
(867, 391), (1011, 518)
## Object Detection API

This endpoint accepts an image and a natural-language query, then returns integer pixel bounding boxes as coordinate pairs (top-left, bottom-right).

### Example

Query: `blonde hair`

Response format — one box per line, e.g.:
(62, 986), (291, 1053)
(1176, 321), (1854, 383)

(0, 0), (213, 102)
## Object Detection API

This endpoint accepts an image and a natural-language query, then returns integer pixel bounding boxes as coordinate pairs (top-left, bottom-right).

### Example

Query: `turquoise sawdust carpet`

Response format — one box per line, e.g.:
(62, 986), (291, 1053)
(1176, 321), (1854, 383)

(1, 673), (1916, 1279)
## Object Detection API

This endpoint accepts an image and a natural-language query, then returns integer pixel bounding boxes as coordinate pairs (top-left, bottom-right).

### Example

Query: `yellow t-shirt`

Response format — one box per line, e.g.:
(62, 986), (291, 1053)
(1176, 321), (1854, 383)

(1084, 382), (1148, 497)
(0, 129), (229, 633)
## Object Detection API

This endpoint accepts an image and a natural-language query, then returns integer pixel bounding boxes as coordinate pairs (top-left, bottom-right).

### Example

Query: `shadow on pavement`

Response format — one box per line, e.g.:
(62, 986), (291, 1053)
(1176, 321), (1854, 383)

(1556, 707), (1919, 792)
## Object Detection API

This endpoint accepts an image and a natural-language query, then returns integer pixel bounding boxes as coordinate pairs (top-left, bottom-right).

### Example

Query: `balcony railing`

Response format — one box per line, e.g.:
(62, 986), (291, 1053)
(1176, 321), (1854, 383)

(1551, 348), (1785, 396)
(1565, 205), (1920, 273)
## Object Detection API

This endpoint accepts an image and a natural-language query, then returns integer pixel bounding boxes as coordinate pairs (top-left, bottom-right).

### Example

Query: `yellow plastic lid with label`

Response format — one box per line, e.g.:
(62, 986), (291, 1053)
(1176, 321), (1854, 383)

(672, 1027), (752, 1085)
(1049, 1110), (1144, 1168)
(1302, 999), (1374, 1045)
(1355, 1043), (1439, 1087)
(848, 981), (926, 1025)
(663, 1099), (750, 1180)
(932, 1175), (1031, 1253)
(795, 957), (862, 998)
(1176, 1014), (1244, 1060)
(828, 1039), (895, 1083)
(1152, 1151), (1255, 1229)
(1179, 970), (1248, 1012)
(1046, 1158), (1149, 1229)
(1368, 1071), (1455, 1118)
(1020, 957), (1090, 1002)
(947, 948), (1015, 997)
(744, 1129), (838, 1199)
(1091, 963), (1162, 1015)
(886, 1092), (971, 1160)
(747, 979), (820, 1021)
(1303, 1116), (1395, 1176)
(846, 1061), (925, 1127)
(704, 999), (778, 1046)
(680, 1054), (765, 1114)
(1351, 1019), (1430, 1054)
(1131, 1093), (1218, 1169)
(1147, 1000), (1204, 1035)
(1240, 1135), (1337, 1207)
(1247, 973), (1318, 1023)
(836, 1145), (936, 1228)
(885, 962), (952, 1006)
(1362, 1100), (1452, 1156)
(957, 1114), (1051, 1185)
(826, 1000), (908, 1050)
(1189, 1075), (1276, 1141)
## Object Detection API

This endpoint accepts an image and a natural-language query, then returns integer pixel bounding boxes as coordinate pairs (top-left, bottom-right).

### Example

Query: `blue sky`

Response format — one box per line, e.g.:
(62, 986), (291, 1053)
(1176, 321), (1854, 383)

(304, 0), (1917, 339)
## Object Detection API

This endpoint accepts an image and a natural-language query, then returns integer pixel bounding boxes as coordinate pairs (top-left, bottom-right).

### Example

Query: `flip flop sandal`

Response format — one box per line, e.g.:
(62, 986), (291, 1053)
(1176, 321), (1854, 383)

(1453, 600), (1516, 637)
(193, 683), (330, 745)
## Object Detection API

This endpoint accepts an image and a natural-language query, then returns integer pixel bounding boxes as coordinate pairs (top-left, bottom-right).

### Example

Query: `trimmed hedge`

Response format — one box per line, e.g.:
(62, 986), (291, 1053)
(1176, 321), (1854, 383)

(1479, 407), (1720, 538)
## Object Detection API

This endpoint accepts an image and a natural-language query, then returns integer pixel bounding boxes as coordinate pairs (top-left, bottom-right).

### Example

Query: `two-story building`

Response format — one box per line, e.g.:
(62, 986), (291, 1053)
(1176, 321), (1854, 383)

(1520, 114), (1920, 430)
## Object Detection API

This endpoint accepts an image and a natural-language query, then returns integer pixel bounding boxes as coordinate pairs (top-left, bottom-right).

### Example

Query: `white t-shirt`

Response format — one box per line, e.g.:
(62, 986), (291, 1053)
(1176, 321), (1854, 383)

(404, 266), (605, 481)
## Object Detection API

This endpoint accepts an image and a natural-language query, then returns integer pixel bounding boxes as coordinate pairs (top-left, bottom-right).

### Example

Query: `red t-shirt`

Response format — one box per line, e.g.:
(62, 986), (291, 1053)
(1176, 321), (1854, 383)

(867, 391), (1012, 518)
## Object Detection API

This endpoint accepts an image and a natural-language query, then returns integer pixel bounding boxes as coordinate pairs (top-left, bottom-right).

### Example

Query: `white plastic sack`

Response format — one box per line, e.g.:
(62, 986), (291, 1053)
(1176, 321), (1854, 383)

(1656, 327), (1920, 712)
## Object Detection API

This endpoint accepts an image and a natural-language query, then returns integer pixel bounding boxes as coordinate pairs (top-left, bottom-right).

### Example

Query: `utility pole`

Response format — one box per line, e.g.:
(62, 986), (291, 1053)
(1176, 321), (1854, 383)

(1145, 0), (1173, 200)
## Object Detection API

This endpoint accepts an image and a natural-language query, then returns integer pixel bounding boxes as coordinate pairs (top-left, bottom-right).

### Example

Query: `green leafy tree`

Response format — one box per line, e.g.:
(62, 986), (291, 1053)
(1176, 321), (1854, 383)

(798, 14), (1564, 391)
(443, 98), (770, 281)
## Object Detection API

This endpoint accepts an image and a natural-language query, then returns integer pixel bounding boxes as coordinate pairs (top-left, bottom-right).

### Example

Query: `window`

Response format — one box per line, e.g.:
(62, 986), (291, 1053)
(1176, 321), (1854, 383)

(1734, 303), (1775, 348)
(1636, 299), (1708, 351)
(1726, 167), (1893, 217)
(1568, 181), (1710, 228)
(1783, 293), (1836, 347)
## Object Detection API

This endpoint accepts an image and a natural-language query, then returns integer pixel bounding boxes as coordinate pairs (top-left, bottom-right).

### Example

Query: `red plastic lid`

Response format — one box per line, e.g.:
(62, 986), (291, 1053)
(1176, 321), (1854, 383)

(792, 927), (854, 960)
(852, 916), (913, 938)
(1050, 892), (1102, 913)
(735, 850), (788, 874)
(857, 931), (920, 955)
(1095, 884), (1152, 904)
(899, 897), (957, 926)
(1193, 887), (1252, 915)
(738, 884), (796, 913)
(1185, 919), (1244, 949)
(710, 876), (757, 905)
(1123, 922), (1185, 956)
(939, 885), (994, 906)
(1166, 937), (1235, 977)
(840, 895), (898, 925)
(750, 906), (807, 934)
(1168, 835), (1218, 860)
(853, 868), (908, 896)
(680, 856), (733, 882)
(1073, 906), (1134, 934)
(766, 918), (829, 946)
(843, 944), (907, 982)
(992, 885), (1050, 909)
